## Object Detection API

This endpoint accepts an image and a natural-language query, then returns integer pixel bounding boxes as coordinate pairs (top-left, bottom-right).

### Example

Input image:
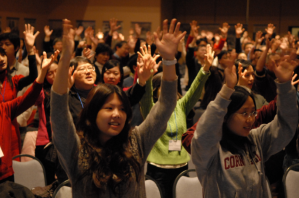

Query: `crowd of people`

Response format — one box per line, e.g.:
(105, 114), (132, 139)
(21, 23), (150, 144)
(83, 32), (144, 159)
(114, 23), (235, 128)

(0, 16), (298, 198)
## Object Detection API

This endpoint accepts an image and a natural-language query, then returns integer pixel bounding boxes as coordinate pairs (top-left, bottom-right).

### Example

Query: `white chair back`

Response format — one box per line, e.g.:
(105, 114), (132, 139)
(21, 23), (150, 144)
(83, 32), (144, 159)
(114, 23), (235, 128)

(145, 175), (162, 198)
(12, 154), (46, 189)
(283, 163), (299, 198)
(173, 169), (202, 198)
(53, 180), (72, 198)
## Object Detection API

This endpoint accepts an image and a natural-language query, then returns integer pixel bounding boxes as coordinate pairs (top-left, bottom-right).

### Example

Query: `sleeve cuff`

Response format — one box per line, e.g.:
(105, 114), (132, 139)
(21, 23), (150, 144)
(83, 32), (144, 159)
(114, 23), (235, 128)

(275, 80), (293, 94)
(219, 84), (235, 100)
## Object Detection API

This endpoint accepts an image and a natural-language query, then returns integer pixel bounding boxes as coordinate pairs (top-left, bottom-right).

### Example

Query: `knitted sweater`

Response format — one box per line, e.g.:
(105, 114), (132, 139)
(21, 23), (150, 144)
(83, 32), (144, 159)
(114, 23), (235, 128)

(140, 68), (210, 165)
(191, 82), (297, 198)
(50, 79), (177, 198)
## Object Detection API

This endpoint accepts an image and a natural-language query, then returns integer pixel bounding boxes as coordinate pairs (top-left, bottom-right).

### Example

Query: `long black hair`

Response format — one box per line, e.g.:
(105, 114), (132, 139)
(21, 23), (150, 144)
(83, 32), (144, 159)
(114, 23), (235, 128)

(221, 86), (256, 157)
(76, 83), (140, 196)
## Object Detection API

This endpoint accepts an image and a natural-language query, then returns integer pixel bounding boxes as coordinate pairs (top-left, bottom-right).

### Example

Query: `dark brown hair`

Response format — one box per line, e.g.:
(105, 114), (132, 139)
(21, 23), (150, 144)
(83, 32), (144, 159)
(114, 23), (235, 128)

(76, 83), (140, 196)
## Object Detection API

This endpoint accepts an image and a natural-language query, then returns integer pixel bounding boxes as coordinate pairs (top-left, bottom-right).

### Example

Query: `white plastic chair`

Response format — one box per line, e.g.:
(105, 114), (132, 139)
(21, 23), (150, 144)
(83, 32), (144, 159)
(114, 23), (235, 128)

(173, 169), (202, 198)
(12, 154), (46, 189)
(52, 180), (72, 198)
(145, 175), (162, 198)
(283, 163), (299, 198)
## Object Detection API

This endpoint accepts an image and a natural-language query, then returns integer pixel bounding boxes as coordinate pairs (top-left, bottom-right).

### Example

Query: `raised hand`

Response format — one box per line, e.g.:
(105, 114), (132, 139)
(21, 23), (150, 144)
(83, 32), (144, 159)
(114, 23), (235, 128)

(75, 26), (84, 36)
(83, 47), (94, 60)
(237, 63), (249, 86)
(68, 66), (76, 88)
(118, 33), (125, 41)
(255, 31), (264, 44)
(219, 22), (230, 38)
(265, 23), (275, 36)
(23, 24), (40, 55)
(44, 26), (53, 38)
(272, 57), (298, 83)
(265, 34), (274, 49)
(41, 50), (59, 70)
(154, 19), (186, 60)
(224, 62), (237, 89)
(62, 19), (74, 58)
(204, 44), (214, 71)
(137, 45), (161, 85)
(291, 73), (299, 86)
(109, 18), (121, 35)
(189, 20), (200, 38)
(287, 31), (295, 48)
(235, 23), (245, 38)
(135, 23), (142, 38)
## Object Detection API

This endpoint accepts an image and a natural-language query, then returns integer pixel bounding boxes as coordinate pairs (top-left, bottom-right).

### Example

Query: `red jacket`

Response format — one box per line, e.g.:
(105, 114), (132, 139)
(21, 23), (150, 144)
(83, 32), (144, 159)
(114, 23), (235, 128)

(182, 96), (277, 154)
(0, 80), (42, 181)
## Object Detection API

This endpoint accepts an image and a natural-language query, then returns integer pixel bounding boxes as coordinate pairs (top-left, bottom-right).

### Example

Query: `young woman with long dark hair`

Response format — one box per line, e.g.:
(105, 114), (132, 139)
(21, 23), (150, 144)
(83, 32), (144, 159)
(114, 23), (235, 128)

(51, 18), (185, 197)
(191, 56), (298, 197)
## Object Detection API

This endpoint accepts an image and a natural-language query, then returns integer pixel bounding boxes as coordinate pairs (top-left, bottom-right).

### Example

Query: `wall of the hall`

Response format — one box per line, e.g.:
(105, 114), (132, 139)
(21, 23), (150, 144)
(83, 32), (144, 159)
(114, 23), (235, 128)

(1, 0), (299, 51)
(0, 0), (161, 51)
(161, 0), (299, 38)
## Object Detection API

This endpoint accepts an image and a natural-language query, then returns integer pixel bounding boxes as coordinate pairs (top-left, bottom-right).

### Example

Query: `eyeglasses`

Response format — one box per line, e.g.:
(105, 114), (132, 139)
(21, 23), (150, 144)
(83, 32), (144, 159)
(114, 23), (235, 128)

(235, 111), (257, 119)
(77, 65), (95, 72)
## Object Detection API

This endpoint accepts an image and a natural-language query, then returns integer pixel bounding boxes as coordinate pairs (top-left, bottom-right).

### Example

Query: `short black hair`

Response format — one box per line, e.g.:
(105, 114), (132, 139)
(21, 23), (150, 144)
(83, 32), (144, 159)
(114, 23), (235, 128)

(53, 38), (62, 45)
(101, 59), (124, 87)
(217, 50), (228, 60)
(244, 42), (253, 48)
(0, 32), (20, 51)
(196, 37), (208, 46)
(127, 54), (138, 73)
(114, 41), (127, 51)
(95, 43), (112, 56)
(70, 56), (92, 72)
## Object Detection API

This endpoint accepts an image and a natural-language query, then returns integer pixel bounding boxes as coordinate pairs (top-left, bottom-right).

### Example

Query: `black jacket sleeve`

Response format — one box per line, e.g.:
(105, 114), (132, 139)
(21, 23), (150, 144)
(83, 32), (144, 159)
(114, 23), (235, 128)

(17, 55), (38, 90)
(125, 83), (146, 106)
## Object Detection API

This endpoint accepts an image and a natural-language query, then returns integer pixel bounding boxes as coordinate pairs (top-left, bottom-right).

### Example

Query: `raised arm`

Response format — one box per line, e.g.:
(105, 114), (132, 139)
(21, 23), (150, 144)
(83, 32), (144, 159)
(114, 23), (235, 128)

(17, 24), (39, 90)
(191, 57), (237, 179)
(137, 18), (186, 158)
(51, 19), (79, 180)
(252, 55), (298, 161)
(7, 49), (57, 120)
(256, 34), (273, 72)
(235, 23), (244, 54)
(179, 44), (212, 114)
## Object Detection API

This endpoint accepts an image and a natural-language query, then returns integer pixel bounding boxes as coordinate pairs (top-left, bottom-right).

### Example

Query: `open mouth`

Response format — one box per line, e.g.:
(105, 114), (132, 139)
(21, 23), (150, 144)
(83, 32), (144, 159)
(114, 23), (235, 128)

(109, 122), (120, 126)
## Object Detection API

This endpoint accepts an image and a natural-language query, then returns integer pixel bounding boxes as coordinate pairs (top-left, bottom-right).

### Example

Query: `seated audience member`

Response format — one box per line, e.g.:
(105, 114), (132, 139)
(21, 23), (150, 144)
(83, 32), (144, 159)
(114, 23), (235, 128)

(50, 18), (182, 197)
(0, 46), (57, 184)
(0, 24), (38, 164)
(236, 59), (268, 109)
(139, 43), (212, 198)
(94, 43), (112, 84)
(191, 56), (298, 198)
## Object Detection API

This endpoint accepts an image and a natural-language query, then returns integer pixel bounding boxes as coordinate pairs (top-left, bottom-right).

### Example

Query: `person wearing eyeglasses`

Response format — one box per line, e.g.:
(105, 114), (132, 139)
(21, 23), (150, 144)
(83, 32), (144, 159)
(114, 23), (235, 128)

(191, 56), (298, 197)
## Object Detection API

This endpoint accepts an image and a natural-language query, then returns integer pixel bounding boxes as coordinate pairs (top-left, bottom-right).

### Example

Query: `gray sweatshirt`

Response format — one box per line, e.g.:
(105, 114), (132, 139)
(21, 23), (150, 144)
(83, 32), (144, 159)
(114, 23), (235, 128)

(191, 81), (298, 198)
(50, 79), (177, 198)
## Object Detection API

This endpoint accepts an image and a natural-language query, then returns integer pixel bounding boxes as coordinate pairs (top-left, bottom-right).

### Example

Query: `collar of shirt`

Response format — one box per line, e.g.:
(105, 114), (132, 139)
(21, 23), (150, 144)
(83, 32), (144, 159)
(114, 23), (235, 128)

(113, 52), (120, 59)
(94, 61), (103, 74)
